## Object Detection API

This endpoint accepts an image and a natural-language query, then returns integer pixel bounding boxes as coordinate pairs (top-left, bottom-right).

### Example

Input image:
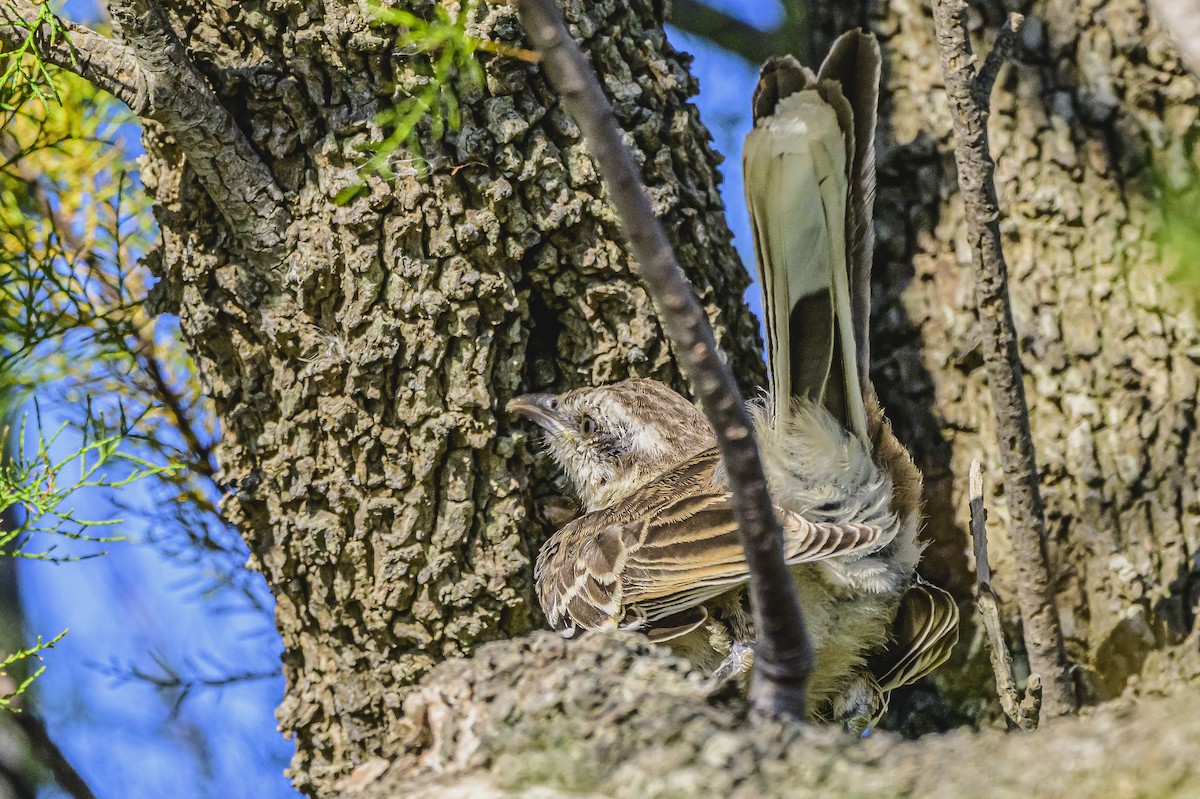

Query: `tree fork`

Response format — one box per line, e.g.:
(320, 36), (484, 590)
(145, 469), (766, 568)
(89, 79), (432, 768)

(931, 4), (1077, 716)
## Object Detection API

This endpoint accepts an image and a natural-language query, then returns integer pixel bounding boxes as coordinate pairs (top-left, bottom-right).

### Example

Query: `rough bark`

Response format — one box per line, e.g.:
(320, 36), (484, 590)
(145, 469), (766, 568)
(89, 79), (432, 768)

(807, 0), (1200, 726)
(21, 0), (1200, 791)
(338, 632), (1200, 799)
(126, 0), (762, 793)
(932, 3), (1074, 717)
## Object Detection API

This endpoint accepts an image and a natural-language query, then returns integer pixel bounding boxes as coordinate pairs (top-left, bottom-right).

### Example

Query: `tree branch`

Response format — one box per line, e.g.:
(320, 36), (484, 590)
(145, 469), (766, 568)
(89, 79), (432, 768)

(969, 460), (1041, 730)
(2, 0), (290, 257)
(668, 0), (798, 62)
(973, 13), (1023, 106)
(352, 632), (1200, 799)
(931, 2), (1077, 717)
(0, 0), (142, 108)
(515, 0), (813, 719)
(12, 713), (98, 799)
(104, 0), (290, 257)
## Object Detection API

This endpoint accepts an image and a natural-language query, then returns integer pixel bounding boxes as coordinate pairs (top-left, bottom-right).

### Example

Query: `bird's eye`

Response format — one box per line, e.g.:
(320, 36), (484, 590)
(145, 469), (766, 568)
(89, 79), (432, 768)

(547, 397), (558, 410)
(580, 415), (598, 435)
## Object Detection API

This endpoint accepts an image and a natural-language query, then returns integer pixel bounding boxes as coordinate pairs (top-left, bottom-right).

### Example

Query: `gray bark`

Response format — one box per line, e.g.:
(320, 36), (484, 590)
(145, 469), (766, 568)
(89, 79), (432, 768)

(808, 0), (1200, 727)
(337, 632), (1200, 798)
(128, 0), (762, 793)
(22, 0), (1200, 791)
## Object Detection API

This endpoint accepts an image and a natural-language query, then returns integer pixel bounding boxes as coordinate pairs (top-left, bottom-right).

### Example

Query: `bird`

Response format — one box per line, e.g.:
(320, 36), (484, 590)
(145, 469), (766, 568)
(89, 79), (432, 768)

(507, 30), (957, 728)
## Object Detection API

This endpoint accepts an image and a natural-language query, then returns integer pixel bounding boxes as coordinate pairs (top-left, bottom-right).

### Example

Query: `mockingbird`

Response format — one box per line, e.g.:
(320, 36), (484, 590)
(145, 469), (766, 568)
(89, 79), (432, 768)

(509, 30), (957, 729)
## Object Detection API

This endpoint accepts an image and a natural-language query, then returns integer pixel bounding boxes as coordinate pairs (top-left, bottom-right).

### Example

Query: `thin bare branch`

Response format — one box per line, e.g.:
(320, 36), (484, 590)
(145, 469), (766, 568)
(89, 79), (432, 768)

(515, 0), (813, 719)
(970, 460), (1041, 730)
(932, 0), (1076, 718)
(974, 12), (1024, 105)
(104, 0), (290, 257)
(0, 0), (142, 107)
(668, 0), (799, 62)
(12, 713), (99, 799)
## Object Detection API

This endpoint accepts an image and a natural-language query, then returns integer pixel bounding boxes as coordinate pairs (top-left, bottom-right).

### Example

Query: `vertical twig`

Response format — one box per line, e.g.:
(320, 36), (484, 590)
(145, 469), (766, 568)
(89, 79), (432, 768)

(970, 460), (1042, 730)
(514, 0), (813, 719)
(931, 4), (1077, 717)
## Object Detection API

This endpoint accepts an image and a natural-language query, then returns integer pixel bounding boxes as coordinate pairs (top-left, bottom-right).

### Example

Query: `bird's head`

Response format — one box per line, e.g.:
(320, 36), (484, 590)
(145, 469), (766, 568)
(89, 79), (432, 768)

(507, 378), (713, 511)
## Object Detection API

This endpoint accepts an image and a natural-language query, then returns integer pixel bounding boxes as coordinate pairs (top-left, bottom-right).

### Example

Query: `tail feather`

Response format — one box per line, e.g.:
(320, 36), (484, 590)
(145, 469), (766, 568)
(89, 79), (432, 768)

(818, 33), (881, 391)
(743, 31), (880, 445)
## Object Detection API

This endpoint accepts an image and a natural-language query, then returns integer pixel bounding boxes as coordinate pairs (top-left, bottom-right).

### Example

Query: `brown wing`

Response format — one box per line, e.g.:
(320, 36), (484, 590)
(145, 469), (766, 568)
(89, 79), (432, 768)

(534, 450), (725, 634)
(536, 458), (886, 635)
(873, 577), (960, 692)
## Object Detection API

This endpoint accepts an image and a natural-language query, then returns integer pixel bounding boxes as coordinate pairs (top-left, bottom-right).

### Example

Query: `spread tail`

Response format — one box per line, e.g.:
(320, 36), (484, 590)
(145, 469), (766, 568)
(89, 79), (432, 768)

(743, 30), (881, 446)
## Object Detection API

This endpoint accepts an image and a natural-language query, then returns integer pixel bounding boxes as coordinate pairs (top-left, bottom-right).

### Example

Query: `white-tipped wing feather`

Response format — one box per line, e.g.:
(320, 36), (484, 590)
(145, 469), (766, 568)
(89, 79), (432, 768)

(535, 451), (887, 638)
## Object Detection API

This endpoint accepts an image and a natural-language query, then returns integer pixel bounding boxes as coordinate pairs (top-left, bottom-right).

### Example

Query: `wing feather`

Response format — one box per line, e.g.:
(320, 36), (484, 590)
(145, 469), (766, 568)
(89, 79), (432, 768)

(874, 577), (960, 692)
(536, 477), (886, 633)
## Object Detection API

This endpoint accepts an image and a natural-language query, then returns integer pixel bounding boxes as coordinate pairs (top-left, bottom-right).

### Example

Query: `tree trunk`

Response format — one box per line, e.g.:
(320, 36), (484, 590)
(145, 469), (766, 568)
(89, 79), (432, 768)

(134, 0), (761, 793)
(341, 632), (1200, 799)
(54, 0), (1200, 791)
(807, 0), (1200, 726)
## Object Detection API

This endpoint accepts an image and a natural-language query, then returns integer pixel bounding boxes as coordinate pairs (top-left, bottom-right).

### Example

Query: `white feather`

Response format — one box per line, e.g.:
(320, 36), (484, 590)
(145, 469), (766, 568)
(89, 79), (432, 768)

(743, 89), (869, 445)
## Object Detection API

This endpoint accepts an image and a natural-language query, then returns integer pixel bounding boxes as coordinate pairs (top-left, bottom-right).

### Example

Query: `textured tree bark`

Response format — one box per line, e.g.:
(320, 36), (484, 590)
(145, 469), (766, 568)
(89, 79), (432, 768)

(128, 0), (762, 793)
(339, 632), (1200, 798)
(807, 0), (1200, 726)
(25, 0), (1200, 791)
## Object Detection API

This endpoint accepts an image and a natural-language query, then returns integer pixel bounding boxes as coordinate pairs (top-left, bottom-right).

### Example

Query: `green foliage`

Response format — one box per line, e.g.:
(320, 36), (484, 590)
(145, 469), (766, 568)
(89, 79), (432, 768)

(0, 0), (72, 109)
(0, 630), (66, 712)
(1, 404), (177, 561)
(340, 0), (533, 200)
(1, 53), (141, 376)
(0, 34), (234, 708)
(339, 1), (482, 199)
(1, 52), (279, 715)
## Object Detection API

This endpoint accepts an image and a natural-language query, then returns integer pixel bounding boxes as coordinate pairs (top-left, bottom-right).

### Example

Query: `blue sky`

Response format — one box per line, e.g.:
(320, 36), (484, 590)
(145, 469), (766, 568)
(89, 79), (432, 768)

(16, 4), (775, 797)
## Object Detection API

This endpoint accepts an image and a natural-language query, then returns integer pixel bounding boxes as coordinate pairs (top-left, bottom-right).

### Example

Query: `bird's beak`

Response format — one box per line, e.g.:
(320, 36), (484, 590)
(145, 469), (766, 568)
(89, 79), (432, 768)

(506, 393), (567, 434)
